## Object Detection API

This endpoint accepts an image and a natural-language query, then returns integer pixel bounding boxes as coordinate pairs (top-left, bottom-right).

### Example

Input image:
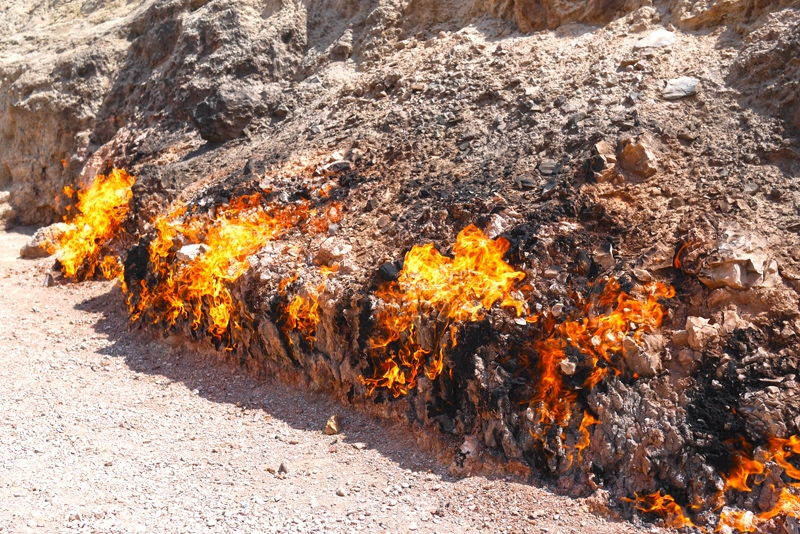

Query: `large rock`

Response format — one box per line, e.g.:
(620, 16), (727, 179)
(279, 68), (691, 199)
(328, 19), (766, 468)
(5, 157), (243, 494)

(698, 226), (780, 290)
(686, 316), (720, 351)
(19, 222), (71, 259)
(190, 84), (266, 144)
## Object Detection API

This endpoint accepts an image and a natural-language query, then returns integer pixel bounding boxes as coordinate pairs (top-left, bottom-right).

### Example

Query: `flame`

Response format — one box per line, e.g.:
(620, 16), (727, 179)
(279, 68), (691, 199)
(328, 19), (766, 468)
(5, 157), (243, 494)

(629, 491), (696, 529)
(126, 194), (339, 346)
(717, 487), (800, 532)
(531, 279), (674, 428)
(360, 224), (527, 396)
(56, 169), (135, 279)
(575, 411), (599, 463)
(723, 452), (765, 492)
(280, 267), (338, 346)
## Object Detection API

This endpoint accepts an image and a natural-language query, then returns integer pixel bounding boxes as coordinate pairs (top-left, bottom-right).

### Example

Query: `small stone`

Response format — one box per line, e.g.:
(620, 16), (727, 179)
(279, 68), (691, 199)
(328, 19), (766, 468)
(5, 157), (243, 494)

(538, 159), (560, 175)
(410, 82), (426, 91)
(560, 360), (577, 376)
(176, 244), (209, 262)
(634, 28), (677, 49)
(324, 415), (341, 435)
(591, 140), (618, 182)
(336, 487), (348, 497)
(514, 174), (537, 190)
(619, 133), (658, 178)
(274, 494), (282, 502)
(662, 77), (699, 100)
(322, 160), (352, 174)
(593, 242), (615, 270)
(43, 273), (55, 287)
(278, 462), (290, 475)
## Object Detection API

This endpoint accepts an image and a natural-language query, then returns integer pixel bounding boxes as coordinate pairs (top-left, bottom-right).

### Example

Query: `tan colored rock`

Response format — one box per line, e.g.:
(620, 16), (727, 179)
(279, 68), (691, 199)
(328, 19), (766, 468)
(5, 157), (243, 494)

(315, 239), (352, 266)
(698, 226), (780, 290)
(622, 334), (663, 377)
(19, 222), (71, 259)
(324, 415), (341, 435)
(618, 133), (658, 178)
(591, 140), (618, 183)
(686, 316), (720, 351)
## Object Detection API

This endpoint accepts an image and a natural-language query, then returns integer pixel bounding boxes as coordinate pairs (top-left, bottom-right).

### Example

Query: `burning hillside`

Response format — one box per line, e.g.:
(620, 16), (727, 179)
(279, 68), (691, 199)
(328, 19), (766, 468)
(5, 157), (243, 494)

(8, 0), (800, 531)
(45, 155), (800, 532)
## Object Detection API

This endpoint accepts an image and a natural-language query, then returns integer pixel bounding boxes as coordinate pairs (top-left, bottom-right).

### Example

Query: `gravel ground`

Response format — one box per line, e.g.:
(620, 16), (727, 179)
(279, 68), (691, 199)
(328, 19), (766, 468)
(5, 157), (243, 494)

(0, 228), (656, 534)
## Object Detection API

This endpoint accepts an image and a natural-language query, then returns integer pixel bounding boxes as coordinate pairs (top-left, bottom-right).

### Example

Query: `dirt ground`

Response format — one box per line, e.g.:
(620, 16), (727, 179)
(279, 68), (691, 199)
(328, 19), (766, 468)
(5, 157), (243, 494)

(0, 228), (659, 534)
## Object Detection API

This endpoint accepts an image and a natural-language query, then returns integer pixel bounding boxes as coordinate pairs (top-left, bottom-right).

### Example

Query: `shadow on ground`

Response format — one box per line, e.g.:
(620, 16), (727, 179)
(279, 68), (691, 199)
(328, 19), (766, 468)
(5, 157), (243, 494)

(73, 284), (481, 483)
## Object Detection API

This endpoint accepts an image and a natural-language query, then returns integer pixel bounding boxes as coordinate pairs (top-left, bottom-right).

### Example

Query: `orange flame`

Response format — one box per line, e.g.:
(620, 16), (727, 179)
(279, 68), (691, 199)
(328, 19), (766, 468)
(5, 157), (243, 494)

(280, 267), (338, 346)
(126, 194), (338, 346)
(531, 279), (674, 428)
(56, 169), (135, 280)
(360, 224), (527, 396)
(723, 452), (765, 492)
(628, 491), (696, 529)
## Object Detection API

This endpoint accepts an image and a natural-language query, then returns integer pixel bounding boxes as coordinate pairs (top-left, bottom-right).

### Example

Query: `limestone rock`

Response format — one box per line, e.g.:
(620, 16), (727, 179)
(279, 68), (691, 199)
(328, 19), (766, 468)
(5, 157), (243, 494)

(686, 316), (720, 351)
(315, 239), (352, 266)
(622, 334), (663, 377)
(662, 77), (699, 100)
(20, 222), (71, 259)
(619, 133), (658, 178)
(698, 226), (779, 290)
(634, 28), (676, 49)
(176, 244), (210, 263)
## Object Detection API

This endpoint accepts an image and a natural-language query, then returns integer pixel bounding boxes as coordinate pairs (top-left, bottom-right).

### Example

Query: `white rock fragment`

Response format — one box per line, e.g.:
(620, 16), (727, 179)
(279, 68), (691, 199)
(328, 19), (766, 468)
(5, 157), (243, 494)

(634, 28), (677, 49)
(662, 77), (699, 100)
(176, 244), (210, 262)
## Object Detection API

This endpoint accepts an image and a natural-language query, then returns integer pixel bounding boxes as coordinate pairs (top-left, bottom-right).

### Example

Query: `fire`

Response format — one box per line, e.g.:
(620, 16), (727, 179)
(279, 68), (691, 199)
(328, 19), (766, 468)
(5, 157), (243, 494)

(723, 451), (765, 492)
(126, 193), (339, 347)
(56, 168), (135, 279)
(280, 267), (338, 347)
(531, 279), (674, 429)
(628, 491), (696, 529)
(360, 224), (528, 396)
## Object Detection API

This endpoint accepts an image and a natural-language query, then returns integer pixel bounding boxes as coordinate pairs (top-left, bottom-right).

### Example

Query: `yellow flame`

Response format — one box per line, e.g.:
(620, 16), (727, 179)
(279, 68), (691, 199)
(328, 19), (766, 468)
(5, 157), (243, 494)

(127, 194), (341, 346)
(57, 169), (135, 279)
(361, 224), (527, 396)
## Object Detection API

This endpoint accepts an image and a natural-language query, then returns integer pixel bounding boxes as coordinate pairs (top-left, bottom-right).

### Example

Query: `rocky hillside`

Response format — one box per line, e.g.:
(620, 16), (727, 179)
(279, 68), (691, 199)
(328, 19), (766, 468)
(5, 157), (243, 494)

(5, 0), (800, 530)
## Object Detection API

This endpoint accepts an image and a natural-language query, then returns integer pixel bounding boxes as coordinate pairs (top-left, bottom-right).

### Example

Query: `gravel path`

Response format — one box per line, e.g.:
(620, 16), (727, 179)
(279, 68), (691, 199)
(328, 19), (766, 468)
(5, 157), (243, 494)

(0, 229), (654, 534)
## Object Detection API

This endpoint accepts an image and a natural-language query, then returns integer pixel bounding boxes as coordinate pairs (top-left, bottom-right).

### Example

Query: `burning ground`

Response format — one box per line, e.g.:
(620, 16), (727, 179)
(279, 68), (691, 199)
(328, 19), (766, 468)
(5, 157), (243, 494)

(8, 0), (800, 532)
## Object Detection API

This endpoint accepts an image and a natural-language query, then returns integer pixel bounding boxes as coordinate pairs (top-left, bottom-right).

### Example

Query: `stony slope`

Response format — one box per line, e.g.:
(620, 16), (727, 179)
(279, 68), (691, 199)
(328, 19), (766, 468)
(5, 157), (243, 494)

(4, 0), (800, 531)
